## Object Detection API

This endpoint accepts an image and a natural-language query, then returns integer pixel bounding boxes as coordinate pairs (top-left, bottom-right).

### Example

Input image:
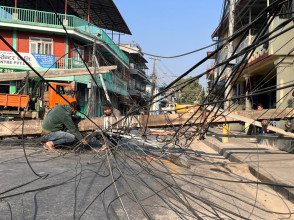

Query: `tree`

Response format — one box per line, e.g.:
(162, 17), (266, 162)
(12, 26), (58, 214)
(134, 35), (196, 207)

(175, 77), (204, 104)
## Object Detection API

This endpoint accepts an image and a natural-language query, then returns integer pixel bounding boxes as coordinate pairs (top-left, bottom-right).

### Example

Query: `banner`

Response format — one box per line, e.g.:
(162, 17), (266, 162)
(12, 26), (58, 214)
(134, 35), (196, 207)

(0, 51), (55, 69)
(32, 53), (55, 68)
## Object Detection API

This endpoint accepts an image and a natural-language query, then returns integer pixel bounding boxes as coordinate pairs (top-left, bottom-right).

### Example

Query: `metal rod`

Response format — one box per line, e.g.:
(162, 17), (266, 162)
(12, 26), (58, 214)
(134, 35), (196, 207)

(88, 0), (91, 23)
(65, 0), (68, 20)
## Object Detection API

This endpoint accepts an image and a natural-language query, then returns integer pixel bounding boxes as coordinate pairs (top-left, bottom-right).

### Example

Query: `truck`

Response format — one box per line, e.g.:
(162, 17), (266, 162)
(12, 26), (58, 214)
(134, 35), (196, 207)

(162, 102), (200, 114)
(0, 82), (76, 119)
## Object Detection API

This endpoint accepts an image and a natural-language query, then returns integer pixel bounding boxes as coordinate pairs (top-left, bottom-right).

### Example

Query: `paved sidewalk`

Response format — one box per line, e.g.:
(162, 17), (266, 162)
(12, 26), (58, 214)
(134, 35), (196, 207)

(203, 128), (294, 202)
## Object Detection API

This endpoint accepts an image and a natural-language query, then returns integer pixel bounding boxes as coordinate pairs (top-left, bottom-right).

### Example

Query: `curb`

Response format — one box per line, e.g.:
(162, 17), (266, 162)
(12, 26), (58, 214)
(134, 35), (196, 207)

(202, 139), (294, 203)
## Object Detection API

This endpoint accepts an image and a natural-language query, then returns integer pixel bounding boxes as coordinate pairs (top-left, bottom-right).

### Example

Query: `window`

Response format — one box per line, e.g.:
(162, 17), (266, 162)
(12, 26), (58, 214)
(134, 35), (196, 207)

(56, 85), (66, 95)
(0, 82), (9, 93)
(73, 46), (84, 61)
(56, 85), (74, 98)
(30, 37), (53, 55)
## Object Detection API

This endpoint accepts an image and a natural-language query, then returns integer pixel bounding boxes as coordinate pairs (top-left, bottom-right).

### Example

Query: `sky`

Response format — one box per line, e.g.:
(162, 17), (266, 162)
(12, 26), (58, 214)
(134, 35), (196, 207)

(113, 0), (224, 88)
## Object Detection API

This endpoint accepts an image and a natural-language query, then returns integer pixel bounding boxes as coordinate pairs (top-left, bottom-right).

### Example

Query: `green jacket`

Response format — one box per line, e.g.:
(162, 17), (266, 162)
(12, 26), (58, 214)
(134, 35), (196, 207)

(42, 104), (83, 141)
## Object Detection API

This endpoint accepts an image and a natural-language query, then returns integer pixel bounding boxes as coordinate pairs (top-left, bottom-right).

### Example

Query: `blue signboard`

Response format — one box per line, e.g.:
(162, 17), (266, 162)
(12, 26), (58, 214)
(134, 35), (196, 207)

(32, 54), (55, 68)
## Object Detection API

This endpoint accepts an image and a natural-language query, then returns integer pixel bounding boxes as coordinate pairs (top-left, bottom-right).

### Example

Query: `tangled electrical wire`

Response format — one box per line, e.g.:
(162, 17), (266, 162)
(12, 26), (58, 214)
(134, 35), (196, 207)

(1, 0), (294, 219)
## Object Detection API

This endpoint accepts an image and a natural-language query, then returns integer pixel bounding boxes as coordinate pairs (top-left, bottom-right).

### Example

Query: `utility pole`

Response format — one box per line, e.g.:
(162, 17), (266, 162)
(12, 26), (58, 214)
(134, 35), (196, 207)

(141, 58), (160, 135)
(223, 0), (235, 143)
(87, 39), (97, 117)
(150, 58), (160, 114)
(150, 58), (159, 97)
(87, 39), (111, 117)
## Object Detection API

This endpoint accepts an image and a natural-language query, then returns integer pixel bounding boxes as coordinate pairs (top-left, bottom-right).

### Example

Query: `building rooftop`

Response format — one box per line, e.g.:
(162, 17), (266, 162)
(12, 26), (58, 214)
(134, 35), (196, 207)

(119, 43), (148, 64)
(0, 0), (131, 34)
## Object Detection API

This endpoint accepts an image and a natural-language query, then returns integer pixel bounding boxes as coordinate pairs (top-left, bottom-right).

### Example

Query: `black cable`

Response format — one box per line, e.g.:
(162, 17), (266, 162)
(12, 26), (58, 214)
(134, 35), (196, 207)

(73, 156), (82, 220)
(120, 140), (294, 216)
(21, 108), (46, 178)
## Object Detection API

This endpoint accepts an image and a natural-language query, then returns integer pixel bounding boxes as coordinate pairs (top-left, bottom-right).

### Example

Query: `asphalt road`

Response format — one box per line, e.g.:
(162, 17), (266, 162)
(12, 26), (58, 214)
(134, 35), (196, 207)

(0, 136), (290, 219)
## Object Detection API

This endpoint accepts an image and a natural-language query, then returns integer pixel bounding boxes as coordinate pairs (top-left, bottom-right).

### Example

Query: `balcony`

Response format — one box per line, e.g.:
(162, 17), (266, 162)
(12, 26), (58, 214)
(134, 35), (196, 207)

(112, 73), (128, 96)
(232, 35), (268, 66)
(130, 68), (147, 80)
(235, 36), (249, 64)
(0, 6), (129, 65)
(55, 57), (86, 69)
(248, 43), (268, 63)
(129, 88), (141, 97)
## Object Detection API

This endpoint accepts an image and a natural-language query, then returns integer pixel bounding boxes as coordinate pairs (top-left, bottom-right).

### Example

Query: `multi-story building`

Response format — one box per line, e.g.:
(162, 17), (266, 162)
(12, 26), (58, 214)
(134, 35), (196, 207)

(208, 0), (294, 130)
(119, 43), (150, 107)
(0, 0), (131, 117)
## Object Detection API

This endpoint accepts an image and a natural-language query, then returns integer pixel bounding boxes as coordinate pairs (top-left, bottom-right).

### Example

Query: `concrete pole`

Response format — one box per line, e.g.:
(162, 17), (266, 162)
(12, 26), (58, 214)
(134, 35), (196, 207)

(65, 0), (67, 19)
(244, 74), (252, 133)
(150, 58), (160, 115)
(87, 0), (91, 32)
(88, 0), (91, 23)
(63, 0), (68, 26)
(225, 0), (235, 109)
(223, 0), (235, 143)
(151, 58), (158, 98)
(13, 0), (18, 20)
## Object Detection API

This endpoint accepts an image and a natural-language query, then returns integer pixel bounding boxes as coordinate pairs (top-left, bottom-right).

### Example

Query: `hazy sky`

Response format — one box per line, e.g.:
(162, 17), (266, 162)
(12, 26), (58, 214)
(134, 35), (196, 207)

(113, 0), (224, 87)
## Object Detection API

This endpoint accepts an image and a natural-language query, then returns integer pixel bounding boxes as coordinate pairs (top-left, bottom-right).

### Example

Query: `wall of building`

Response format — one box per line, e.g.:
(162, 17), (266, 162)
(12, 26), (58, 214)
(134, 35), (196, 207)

(270, 17), (294, 56)
(0, 29), (90, 62)
(0, 30), (13, 51)
(270, 17), (294, 129)
(17, 31), (67, 57)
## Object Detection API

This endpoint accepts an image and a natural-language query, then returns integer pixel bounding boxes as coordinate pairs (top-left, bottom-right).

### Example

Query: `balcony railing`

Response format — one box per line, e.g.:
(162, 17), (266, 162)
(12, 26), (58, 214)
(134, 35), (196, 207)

(0, 6), (129, 65)
(130, 68), (147, 80)
(55, 57), (86, 69)
(93, 73), (127, 97)
(235, 35), (268, 64)
(112, 73), (128, 96)
(129, 88), (141, 97)
(248, 43), (268, 63)
(235, 36), (249, 63)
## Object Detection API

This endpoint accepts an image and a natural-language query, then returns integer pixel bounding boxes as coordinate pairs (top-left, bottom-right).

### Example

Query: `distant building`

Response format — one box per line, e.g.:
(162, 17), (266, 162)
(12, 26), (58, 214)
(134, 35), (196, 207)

(119, 43), (150, 108)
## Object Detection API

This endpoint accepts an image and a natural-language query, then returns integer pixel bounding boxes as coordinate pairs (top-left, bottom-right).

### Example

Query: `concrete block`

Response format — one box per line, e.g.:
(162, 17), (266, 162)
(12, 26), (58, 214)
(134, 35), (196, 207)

(168, 153), (191, 169)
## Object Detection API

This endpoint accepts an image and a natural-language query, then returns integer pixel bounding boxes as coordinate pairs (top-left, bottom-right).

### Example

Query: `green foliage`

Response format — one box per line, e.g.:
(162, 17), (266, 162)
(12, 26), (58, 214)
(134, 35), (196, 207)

(175, 77), (204, 104)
